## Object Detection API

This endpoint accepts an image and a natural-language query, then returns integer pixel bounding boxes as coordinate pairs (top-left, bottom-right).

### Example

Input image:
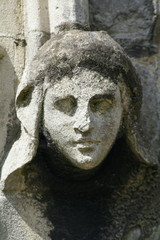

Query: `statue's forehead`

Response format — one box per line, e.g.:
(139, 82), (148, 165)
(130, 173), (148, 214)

(48, 69), (118, 97)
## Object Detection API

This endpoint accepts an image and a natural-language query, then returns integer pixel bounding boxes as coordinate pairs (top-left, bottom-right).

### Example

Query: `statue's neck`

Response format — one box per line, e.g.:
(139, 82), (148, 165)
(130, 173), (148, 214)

(37, 133), (100, 181)
(26, 134), (142, 196)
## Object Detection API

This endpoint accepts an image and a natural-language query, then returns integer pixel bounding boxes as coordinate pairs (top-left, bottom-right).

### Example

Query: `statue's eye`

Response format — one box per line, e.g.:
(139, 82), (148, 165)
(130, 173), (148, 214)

(90, 98), (113, 113)
(54, 96), (77, 115)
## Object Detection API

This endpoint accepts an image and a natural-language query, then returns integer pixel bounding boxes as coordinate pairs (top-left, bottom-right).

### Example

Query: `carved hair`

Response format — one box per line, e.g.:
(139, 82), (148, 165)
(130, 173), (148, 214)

(1, 29), (143, 187)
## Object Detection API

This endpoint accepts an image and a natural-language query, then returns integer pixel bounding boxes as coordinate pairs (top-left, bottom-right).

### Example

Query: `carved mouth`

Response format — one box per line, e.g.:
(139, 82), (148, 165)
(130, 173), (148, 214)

(72, 139), (100, 144)
(71, 139), (100, 153)
(78, 147), (94, 153)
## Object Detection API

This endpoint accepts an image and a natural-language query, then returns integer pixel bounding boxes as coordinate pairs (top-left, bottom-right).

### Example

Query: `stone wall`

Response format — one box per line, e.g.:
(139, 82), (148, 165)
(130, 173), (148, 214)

(0, 0), (24, 163)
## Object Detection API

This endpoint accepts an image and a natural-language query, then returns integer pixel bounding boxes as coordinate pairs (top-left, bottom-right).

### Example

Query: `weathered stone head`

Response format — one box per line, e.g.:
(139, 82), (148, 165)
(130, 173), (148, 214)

(1, 28), (143, 187)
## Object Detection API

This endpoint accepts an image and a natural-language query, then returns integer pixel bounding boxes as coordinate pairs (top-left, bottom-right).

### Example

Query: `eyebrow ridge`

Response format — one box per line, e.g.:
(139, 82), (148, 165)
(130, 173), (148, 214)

(90, 93), (115, 100)
(53, 95), (76, 101)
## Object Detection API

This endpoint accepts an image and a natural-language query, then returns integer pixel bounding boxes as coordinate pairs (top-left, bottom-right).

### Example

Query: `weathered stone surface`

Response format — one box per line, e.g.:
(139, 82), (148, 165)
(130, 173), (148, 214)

(43, 69), (123, 170)
(89, 0), (160, 166)
(24, 0), (50, 63)
(131, 54), (160, 164)
(0, 28), (160, 240)
(0, 1), (160, 239)
(124, 227), (141, 240)
(0, 45), (19, 167)
(0, 0), (23, 36)
(0, 0), (24, 164)
(49, 0), (89, 34)
(1, 29), (143, 184)
(89, 0), (156, 53)
(0, 184), (51, 240)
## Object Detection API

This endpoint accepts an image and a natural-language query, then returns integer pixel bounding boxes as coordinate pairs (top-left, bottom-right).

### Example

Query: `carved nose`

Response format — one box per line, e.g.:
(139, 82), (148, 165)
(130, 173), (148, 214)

(73, 112), (93, 133)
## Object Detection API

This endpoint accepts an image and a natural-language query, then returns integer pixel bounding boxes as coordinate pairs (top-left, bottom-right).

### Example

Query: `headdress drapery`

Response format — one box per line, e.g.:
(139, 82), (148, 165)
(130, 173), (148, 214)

(1, 28), (144, 190)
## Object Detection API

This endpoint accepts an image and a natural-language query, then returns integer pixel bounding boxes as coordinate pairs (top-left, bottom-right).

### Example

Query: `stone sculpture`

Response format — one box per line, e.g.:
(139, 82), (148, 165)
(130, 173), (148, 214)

(0, 25), (159, 240)
(1, 26), (142, 183)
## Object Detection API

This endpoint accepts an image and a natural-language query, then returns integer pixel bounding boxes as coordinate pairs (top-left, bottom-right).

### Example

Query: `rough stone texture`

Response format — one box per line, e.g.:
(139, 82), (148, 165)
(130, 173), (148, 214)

(0, 184), (52, 240)
(0, 29), (160, 240)
(24, 0), (50, 64)
(1, 29), (142, 183)
(0, 46), (18, 166)
(48, 0), (89, 34)
(89, 0), (157, 53)
(0, 0), (24, 164)
(43, 70), (123, 170)
(89, 0), (160, 166)
(1, 141), (160, 240)
(131, 55), (160, 164)
(0, 0), (160, 239)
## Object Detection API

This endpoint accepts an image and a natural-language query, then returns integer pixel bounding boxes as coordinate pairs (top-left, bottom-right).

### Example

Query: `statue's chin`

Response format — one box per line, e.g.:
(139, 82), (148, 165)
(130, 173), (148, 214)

(40, 130), (105, 179)
(62, 146), (108, 171)
(67, 156), (105, 170)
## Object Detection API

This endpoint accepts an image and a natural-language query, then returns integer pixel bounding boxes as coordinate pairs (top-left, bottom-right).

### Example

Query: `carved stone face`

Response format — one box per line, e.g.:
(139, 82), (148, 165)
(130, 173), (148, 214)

(43, 68), (123, 170)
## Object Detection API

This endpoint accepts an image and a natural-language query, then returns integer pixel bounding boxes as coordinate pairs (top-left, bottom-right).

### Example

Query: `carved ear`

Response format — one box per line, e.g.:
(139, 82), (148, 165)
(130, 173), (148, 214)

(16, 83), (43, 138)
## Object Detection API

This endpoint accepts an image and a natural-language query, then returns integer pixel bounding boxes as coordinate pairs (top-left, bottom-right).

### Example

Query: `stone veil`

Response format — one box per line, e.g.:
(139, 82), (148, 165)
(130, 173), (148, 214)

(1, 26), (143, 186)
(0, 25), (160, 240)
